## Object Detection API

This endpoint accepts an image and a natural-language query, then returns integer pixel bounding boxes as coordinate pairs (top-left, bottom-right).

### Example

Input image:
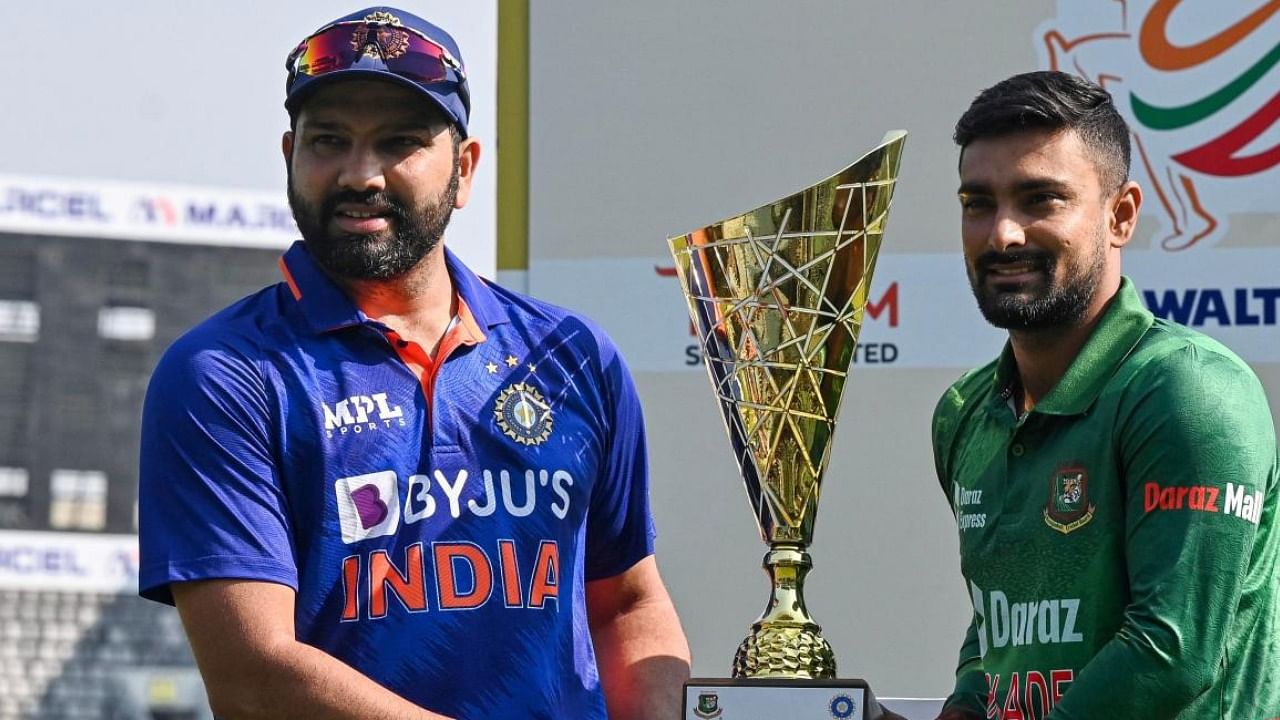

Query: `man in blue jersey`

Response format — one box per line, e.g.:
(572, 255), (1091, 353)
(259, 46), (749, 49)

(137, 7), (690, 719)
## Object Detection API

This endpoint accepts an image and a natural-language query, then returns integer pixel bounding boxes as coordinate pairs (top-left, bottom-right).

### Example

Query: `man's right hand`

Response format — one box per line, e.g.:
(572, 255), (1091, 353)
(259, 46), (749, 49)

(173, 579), (452, 719)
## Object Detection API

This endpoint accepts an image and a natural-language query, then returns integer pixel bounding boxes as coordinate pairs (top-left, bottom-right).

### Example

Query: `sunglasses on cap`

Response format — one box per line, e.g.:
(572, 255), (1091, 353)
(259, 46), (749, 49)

(285, 19), (467, 91)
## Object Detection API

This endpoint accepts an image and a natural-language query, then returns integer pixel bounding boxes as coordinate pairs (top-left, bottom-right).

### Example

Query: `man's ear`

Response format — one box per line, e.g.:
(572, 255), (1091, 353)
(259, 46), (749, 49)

(1109, 180), (1142, 249)
(282, 131), (295, 168)
(453, 137), (482, 209)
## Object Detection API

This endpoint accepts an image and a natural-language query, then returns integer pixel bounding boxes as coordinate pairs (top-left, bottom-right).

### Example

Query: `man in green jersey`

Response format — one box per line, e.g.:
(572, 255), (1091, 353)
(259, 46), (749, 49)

(931, 70), (1280, 720)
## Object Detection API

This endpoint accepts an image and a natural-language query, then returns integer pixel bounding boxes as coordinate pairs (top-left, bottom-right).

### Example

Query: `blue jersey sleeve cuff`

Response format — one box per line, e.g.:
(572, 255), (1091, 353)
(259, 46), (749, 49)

(139, 555), (299, 605)
(584, 525), (656, 582)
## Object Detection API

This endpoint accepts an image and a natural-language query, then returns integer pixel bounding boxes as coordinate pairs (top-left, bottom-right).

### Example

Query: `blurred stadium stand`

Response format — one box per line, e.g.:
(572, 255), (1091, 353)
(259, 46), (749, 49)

(0, 231), (281, 719)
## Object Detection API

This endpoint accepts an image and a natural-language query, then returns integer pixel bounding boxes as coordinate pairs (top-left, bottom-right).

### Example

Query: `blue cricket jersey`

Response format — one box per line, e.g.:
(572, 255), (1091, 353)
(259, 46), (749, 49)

(139, 241), (656, 719)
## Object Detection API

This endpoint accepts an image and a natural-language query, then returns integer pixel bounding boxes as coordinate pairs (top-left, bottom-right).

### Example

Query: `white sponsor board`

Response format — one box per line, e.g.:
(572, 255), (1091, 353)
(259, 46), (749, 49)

(684, 682), (865, 720)
(0, 173), (297, 249)
(530, 247), (1280, 372)
(0, 530), (139, 594)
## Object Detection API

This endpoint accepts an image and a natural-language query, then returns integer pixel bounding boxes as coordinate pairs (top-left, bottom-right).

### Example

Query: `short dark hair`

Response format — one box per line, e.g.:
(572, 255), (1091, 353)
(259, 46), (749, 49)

(954, 71), (1131, 190)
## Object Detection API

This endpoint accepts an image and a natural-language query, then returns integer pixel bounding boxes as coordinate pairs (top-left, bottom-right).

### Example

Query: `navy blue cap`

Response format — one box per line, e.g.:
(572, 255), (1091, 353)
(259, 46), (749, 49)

(284, 7), (470, 137)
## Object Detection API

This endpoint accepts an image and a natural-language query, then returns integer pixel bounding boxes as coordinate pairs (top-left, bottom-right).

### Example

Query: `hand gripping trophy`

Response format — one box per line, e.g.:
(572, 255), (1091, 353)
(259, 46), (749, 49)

(670, 131), (907, 719)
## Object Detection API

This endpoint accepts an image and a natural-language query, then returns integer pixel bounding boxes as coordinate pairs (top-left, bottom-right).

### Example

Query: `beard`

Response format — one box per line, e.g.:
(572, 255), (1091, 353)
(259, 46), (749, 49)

(966, 234), (1106, 331)
(287, 165), (459, 281)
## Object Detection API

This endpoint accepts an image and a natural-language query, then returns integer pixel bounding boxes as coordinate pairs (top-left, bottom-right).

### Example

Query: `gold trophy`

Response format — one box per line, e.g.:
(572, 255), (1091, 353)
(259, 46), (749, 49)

(671, 131), (906, 719)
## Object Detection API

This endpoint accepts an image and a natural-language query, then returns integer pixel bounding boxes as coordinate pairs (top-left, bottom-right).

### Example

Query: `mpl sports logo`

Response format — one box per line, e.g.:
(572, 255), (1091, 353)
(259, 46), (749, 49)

(322, 392), (407, 438)
(1036, 0), (1280, 250)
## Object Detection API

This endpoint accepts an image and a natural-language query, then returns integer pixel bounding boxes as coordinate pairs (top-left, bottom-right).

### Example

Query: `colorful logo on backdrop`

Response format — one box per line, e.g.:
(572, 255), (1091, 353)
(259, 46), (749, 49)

(1036, 1), (1280, 250)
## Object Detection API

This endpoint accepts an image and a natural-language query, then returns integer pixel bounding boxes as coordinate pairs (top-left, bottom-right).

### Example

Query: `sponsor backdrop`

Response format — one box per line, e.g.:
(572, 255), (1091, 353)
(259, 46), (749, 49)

(528, 0), (1280, 699)
(0, 531), (138, 594)
(0, 175), (297, 249)
(535, 248), (1280, 372)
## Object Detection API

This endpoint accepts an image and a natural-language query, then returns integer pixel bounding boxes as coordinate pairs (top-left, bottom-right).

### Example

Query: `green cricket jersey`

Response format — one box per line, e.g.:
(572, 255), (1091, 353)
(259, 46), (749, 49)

(932, 278), (1280, 720)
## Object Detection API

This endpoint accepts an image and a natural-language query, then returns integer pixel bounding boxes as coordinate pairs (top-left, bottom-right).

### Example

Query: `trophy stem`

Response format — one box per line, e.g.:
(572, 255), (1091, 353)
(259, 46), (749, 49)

(732, 544), (836, 679)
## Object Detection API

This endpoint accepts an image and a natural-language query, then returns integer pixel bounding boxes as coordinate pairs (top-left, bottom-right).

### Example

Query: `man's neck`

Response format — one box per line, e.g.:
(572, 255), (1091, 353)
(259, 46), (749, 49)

(338, 249), (457, 353)
(1007, 280), (1121, 414)
(1007, 321), (1095, 414)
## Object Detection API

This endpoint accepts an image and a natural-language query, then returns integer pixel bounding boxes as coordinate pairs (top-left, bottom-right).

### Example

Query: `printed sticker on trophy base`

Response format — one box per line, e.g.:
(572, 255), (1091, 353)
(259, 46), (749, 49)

(684, 678), (878, 720)
(667, 130), (907, 715)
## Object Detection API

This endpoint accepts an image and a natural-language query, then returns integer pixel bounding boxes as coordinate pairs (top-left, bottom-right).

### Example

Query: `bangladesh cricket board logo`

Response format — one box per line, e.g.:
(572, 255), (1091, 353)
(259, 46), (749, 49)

(693, 692), (722, 718)
(1036, 0), (1280, 251)
(1045, 466), (1096, 534)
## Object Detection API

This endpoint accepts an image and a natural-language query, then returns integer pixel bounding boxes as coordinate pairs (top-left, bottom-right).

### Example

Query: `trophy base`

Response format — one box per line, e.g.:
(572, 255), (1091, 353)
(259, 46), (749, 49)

(684, 678), (885, 720)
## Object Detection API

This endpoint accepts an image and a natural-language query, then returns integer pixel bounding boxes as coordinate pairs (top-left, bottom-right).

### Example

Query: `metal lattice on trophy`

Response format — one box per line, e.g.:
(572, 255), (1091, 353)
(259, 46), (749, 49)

(668, 131), (907, 681)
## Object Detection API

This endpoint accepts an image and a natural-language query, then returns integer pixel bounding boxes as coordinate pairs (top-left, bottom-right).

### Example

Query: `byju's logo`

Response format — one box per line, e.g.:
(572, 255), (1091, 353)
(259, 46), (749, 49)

(323, 393), (406, 435)
(335, 471), (401, 544)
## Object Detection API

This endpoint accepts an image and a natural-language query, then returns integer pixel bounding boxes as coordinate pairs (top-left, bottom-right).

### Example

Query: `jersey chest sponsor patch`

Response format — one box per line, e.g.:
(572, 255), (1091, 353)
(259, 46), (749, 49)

(1143, 481), (1264, 525)
(322, 391), (409, 438)
(954, 483), (987, 533)
(970, 581), (1085, 656)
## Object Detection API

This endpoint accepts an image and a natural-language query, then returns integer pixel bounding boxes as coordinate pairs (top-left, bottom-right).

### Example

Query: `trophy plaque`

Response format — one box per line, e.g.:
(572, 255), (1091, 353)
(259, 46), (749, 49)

(669, 131), (907, 719)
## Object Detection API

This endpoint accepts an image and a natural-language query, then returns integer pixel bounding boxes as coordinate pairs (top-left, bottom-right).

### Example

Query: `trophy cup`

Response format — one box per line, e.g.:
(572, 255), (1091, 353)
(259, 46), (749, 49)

(670, 131), (907, 720)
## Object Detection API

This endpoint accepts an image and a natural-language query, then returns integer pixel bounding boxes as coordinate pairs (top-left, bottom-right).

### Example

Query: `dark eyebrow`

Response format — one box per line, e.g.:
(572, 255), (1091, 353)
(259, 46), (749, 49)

(958, 177), (1072, 195)
(300, 120), (347, 133)
(383, 120), (441, 134)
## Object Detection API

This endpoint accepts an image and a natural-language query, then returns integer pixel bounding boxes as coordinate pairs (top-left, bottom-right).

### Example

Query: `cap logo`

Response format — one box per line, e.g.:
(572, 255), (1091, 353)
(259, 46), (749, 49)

(362, 10), (403, 25)
(352, 11), (410, 60)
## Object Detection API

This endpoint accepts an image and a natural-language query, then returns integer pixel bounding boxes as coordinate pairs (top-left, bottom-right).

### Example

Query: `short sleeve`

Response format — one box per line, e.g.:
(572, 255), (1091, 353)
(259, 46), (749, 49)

(583, 345), (656, 581)
(137, 331), (297, 604)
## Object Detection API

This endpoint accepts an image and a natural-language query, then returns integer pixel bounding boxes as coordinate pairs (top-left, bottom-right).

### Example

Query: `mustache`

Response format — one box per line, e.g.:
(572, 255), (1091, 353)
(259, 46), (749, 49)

(320, 190), (408, 223)
(974, 250), (1054, 275)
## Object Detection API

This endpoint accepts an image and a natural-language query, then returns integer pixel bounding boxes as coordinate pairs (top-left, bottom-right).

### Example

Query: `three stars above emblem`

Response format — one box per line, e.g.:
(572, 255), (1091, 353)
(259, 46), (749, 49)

(486, 355), (536, 376)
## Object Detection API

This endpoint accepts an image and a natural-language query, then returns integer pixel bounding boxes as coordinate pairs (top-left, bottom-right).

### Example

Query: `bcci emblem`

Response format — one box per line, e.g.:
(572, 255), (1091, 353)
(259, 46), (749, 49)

(1044, 466), (1096, 534)
(352, 11), (410, 60)
(829, 693), (858, 718)
(692, 692), (722, 719)
(495, 382), (554, 446)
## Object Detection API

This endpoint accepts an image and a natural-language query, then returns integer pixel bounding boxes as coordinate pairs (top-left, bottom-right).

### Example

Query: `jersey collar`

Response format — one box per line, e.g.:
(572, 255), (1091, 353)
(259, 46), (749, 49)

(278, 240), (511, 335)
(443, 244), (510, 332)
(992, 276), (1154, 417)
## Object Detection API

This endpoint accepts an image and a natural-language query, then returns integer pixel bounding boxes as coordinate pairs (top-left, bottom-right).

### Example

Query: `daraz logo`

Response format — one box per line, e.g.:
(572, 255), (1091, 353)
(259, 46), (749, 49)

(1037, 0), (1280, 250)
